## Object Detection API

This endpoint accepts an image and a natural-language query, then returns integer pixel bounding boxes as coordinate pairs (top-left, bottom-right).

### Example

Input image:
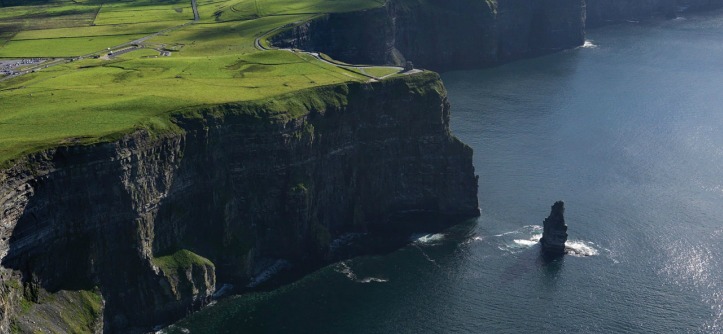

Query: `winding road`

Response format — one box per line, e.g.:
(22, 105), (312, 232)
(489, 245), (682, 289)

(253, 24), (415, 81)
(1, 0), (418, 83)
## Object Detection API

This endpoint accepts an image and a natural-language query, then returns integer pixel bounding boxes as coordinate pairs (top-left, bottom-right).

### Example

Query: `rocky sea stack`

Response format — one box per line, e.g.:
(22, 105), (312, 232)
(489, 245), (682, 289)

(540, 201), (568, 257)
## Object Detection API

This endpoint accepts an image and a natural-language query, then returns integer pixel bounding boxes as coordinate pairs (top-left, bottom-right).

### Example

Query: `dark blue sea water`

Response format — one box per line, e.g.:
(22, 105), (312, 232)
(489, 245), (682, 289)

(166, 13), (723, 333)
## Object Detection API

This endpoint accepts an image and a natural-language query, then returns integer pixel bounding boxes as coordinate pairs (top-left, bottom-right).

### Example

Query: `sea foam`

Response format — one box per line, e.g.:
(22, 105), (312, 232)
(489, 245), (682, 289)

(582, 40), (598, 48)
(412, 233), (445, 245)
(335, 261), (388, 284)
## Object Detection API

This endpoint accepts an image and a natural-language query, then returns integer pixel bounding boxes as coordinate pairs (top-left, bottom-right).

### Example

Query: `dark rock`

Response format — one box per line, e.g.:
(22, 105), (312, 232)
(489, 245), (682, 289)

(0, 73), (479, 333)
(404, 61), (414, 72)
(271, 0), (586, 71)
(540, 201), (568, 257)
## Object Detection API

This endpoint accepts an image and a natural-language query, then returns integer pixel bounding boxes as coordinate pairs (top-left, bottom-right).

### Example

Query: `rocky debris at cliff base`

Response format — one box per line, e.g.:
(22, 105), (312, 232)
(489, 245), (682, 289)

(212, 283), (234, 299)
(246, 259), (292, 288)
(540, 201), (569, 257)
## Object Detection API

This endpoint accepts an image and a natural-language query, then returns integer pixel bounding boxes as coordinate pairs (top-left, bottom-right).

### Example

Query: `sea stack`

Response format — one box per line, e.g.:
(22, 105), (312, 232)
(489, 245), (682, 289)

(540, 201), (568, 257)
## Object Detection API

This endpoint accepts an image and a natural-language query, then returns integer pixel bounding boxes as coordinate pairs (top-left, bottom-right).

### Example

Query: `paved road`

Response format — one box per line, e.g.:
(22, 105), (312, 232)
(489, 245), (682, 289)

(1, 2), (417, 84)
(253, 24), (414, 81)
(191, 0), (200, 21)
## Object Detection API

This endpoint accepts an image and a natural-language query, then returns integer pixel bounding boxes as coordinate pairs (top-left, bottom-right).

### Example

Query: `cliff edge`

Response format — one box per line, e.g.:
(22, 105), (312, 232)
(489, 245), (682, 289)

(0, 73), (479, 333)
(271, 0), (586, 71)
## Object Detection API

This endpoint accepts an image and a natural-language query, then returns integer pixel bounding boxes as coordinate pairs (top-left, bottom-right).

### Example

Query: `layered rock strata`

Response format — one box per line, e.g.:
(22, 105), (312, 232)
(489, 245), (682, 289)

(271, 0), (586, 71)
(0, 73), (479, 333)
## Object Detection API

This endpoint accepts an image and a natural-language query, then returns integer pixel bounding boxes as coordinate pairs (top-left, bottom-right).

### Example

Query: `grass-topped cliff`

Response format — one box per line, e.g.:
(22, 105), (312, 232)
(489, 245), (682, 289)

(0, 0), (396, 166)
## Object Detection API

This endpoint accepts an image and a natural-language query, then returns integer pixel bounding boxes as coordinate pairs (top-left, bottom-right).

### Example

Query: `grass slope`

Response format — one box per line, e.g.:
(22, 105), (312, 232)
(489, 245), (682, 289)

(153, 249), (215, 273)
(0, 0), (400, 166)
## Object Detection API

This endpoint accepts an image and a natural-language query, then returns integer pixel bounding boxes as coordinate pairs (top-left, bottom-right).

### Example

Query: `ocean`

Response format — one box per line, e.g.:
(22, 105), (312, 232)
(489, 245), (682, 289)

(166, 11), (723, 334)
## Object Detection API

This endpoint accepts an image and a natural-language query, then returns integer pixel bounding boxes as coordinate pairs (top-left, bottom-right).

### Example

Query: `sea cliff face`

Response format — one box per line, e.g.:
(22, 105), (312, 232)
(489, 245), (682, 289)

(0, 73), (479, 333)
(272, 0), (723, 69)
(271, 0), (586, 71)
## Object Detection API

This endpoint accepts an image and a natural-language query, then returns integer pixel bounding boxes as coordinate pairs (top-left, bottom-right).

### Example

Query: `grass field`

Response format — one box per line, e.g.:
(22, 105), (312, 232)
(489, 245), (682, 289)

(362, 66), (401, 78)
(94, 2), (193, 25)
(0, 0), (402, 166)
(0, 34), (148, 57)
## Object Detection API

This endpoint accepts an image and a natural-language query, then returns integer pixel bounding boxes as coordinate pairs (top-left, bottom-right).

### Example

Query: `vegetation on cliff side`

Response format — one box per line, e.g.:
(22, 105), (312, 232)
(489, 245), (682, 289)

(10, 288), (103, 334)
(152, 249), (215, 273)
(0, 0), (401, 167)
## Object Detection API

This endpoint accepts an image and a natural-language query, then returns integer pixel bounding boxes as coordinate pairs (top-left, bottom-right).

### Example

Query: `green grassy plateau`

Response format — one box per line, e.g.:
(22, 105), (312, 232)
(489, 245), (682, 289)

(0, 0), (393, 166)
(152, 249), (215, 273)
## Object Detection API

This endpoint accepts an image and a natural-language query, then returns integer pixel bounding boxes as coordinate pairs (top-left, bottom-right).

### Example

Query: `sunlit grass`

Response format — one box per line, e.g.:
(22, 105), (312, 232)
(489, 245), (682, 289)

(362, 67), (402, 78)
(0, 0), (396, 166)
(0, 34), (148, 57)
(0, 50), (368, 164)
(94, 3), (193, 25)
(12, 22), (184, 40)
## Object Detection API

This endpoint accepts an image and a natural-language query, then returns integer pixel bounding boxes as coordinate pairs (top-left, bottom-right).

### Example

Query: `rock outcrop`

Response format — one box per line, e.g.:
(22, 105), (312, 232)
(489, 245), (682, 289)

(271, 0), (586, 71)
(540, 201), (568, 257)
(0, 73), (479, 333)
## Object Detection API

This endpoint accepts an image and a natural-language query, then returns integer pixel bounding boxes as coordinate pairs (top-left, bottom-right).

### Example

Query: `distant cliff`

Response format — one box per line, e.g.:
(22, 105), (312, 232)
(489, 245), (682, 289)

(272, 0), (586, 71)
(0, 73), (479, 333)
(272, 0), (723, 69)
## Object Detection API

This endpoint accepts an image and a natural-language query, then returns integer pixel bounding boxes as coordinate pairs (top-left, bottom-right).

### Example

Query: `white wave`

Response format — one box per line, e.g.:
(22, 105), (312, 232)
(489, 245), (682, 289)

(336, 261), (357, 280)
(335, 262), (388, 283)
(582, 40), (598, 48)
(494, 225), (543, 253)
(413, 233), (445, 244)
(359, 277), (388, 283)
(565, 240), (599, 257)
(513, 235), (542, 247)
(460, 235), (484, 246)
(491, 225), (606, 259)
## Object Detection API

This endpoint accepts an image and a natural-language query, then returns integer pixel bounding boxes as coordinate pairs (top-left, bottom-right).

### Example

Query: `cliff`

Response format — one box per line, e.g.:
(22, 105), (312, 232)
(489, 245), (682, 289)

(271, 0), (723, 69)
(271, 0), (586, 71)
(0, 73), (479, 333)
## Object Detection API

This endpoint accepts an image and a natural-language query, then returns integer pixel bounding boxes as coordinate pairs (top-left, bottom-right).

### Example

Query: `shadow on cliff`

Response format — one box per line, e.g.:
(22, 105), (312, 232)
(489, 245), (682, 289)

(1, 74), (480, 332)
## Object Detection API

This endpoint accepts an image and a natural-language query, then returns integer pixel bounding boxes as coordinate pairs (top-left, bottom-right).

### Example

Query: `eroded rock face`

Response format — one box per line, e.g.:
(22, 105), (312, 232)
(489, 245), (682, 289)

(540, 201), (568, 257)
(271, 0), (723, 70)
(271, 0), (586, 71)
(0, 73), (479, 333)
